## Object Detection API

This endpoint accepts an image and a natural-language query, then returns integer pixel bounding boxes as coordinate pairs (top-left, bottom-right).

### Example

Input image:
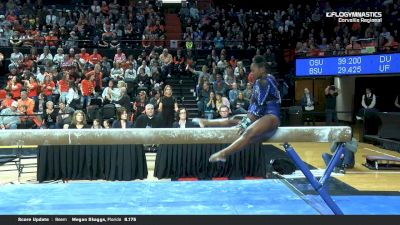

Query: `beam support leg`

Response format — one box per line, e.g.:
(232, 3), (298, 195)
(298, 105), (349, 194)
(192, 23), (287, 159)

(283, 143), (344, 215)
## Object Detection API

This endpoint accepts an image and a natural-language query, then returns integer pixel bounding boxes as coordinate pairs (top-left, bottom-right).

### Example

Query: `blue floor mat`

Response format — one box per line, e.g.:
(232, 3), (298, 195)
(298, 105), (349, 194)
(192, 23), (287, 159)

(0, 180), (318, 215)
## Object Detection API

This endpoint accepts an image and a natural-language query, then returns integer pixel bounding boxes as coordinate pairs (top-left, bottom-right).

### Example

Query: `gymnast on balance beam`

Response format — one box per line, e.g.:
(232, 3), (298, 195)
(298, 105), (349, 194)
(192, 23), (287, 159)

(198, 55), (282, 162)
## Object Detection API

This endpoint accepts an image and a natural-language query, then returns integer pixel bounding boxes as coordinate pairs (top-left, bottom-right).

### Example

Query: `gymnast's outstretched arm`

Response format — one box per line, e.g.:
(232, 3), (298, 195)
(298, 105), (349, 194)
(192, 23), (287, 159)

(208, 114), (280, 162)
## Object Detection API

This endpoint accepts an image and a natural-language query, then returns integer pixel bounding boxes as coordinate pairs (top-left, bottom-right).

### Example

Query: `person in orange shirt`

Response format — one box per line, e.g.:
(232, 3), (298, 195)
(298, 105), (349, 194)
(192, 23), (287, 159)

(17, 91), (35, 115)
(25, 76), (39, 112)
(85, 64), (103, 91)
(45, 31), (59, 48)
(58, 73), (70, 104)
(80, 48), (91, 63)
(41, 75), (55, 103)
(1, 92), (14, 109)
(89, 49), (102, 65)
(6, 76), (22, 99)
(80, 75), (95, 110)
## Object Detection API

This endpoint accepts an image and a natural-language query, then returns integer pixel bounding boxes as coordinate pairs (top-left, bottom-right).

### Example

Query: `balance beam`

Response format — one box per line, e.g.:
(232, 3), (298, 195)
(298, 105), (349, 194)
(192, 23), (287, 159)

(0, 126), (351, 146)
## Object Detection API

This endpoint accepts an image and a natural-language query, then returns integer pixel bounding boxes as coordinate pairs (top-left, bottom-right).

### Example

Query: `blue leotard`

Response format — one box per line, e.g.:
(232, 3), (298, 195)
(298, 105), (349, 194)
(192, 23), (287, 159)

(248, 74), (281, 119)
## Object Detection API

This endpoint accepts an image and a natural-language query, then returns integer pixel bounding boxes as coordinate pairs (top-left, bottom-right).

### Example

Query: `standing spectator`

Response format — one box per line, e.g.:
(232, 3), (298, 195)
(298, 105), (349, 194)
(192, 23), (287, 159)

(58, 73), (70, 104)
(66, 81), (81, 109)
(0, 101), (20, 129)
(356, 88), (377, 120)
(80, 75), (95, 110)
(159, 85), (178, 128)
(112, 107), (133, 128)
(325, 85), (339, 125)
(134, 104), (161, 128)
(25, 76), (39, 112)
(213, 31), (224, 49)
(41, 75), (55, 104)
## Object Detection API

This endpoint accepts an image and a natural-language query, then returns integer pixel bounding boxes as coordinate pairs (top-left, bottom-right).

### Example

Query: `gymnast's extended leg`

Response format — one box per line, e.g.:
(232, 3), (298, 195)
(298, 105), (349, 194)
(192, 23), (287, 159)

(209, 114), (279, 162)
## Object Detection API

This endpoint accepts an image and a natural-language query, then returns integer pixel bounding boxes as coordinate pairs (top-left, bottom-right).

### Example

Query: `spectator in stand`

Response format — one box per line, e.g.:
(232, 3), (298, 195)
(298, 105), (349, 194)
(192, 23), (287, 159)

(173, 107), (197, 128)
(159, 85), (178, 128)
(215, 93), (231, 116)
(38, 46), (53, 65)
(204, 91), (217, 119)
(213, 74), (226, 95)
(112, 107), (133, 128)
(232, 91), (249, 115)
(17, 91), (35, 115)
(217, 105), (230, 119)
(64, 110), (90, 129)
(0, 101), (20, 129)
(160, 48), (173, 79)
(56, 101), (75, 129)
(5, 76), (22, 99)
(149, 89), (161, 112)
(134, 103), (161, 128)
(345, 36), (362, 55)
(80, 75), (95, 110)
(383, 36), (399, 51)
(356, 88), (377, 120)
(66, 81), (80, 109)
(9, 47), (23, 70)
(89, 48), (102, 65)
(41, 101), (57, 129)
(325, 85), (339, 125)
(92, 119), (102, 129)
(53, 48), (65, 66)
(25, 76), (39, 112)
(228, 83), (240, 105)
(58, 73), (70, 104)
(213, 31), (224, 49)
(133, 90), (148, 120)
(41, 74), (55, 104)
(197, 82), (212, 117)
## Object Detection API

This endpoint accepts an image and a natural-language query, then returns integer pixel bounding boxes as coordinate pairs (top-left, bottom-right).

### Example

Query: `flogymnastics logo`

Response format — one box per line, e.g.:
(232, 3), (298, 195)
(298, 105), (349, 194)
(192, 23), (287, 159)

(325, 11), (382, 23)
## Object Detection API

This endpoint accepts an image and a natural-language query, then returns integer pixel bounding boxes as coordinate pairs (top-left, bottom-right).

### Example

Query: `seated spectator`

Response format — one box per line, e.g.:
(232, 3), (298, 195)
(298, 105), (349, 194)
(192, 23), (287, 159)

(17, 91), (35, 114)
(228, 83), (239, 104)
(383, 36), (399, 51)
(38, 46), (53, 65)
(113, 87), (132, 114)
(79, 48), (90, 64)
(204, 91), (217, 119)
(19, 105), (41, 129)
(217, 105), (230, 119)
(173, 108), (196, 128)
(160, 48), (173, 78)
(112, 107), (133, 128)
(232, 92), (249, 115)
(9, 48), (23, 70)
(322, 138), (358, 173)
(92, 119), (102, 129)
(135, 68), (151, 92)
(41, 101), (57, 129)
(345, 36), (362, 55)
(103, 119), (112, 129)
(215, 93), (231, 116)
(213, 74), (226, 95)
(110, 62), (124, 81)
(134, 103), (161, 128)
(1, 92), (14, 110)
(64, 110), (90, 129)
(56, 101), (75, 129)
(89, 49), (103, 65)
(0, 101), (20, 129)
(53, 48), (65, 66)
(149, 90), (161, 112)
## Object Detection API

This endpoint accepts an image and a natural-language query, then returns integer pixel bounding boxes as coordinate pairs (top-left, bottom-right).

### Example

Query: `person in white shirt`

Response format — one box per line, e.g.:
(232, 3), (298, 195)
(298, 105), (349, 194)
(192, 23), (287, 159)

(66, 82), (81, 109)
(9, 47), (23, 70)
(137, 60), (151, 77)
(38, 47), (53, 65)
(356, 88), (377, 120)
(53, 47), (65, 66)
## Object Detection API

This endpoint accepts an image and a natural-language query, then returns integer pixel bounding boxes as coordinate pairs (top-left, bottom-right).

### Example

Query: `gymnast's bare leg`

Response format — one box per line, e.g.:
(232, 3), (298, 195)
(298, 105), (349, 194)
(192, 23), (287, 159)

(208, 114), (279, 162)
